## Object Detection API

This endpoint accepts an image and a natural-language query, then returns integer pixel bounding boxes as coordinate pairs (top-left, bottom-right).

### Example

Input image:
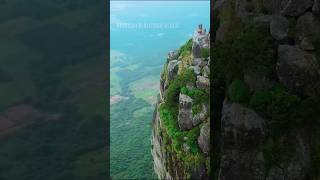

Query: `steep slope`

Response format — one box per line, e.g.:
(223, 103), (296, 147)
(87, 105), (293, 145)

(152, 26), (211, 179)
(212, 0), (320, 179)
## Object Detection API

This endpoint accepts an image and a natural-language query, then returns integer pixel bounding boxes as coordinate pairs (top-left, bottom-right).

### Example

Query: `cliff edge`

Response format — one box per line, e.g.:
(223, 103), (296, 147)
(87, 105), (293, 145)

(151, 25), (211, 179)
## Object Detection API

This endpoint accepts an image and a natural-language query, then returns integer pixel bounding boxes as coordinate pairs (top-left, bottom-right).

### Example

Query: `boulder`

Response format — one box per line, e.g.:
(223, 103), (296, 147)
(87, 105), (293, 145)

(244, 71), (273, 91)
(178, 94), (193, 130)
(196, 76), (210, 91)
(266, 133), (311, 180)
(313, 0), (320, 15)
(167, 60), (180, 82)
(189, 65), (201, 75)
(277, 45), (320, 94)
(202, 65), (210, 78)
(193, 103), (209, 126)
(221, 100), (266, 146)
(198, 122), (210, 155)
(167, 50), (179, 60)
(193, 34), (210, 49)
(281, 0), (313, 17)
(270, 15), (289, 41)
(262, 0), (283, 14)
(300, 37), (315, 51)
(192, 42), (201, 58)
(193, 58), (207, 67)
(234, 0), (254, 22)
(219, 99), (266, 180)
(253, 15), (272, 24)
(296, 12), (320, 42)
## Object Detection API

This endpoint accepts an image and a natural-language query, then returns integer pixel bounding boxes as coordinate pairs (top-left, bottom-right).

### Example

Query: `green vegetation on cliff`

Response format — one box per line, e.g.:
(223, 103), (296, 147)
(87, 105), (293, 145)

(212, 21), (320, 176)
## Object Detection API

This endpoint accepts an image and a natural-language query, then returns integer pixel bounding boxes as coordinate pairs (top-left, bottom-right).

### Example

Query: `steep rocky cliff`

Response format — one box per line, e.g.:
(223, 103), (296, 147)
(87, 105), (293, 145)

(212, 0), (320, 179)
(152, 26), (211, 179)
(152, 1), (320, 179)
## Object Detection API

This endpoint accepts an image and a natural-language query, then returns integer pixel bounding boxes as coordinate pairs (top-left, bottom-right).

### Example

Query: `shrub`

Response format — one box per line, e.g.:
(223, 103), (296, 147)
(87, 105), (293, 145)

(201, 48), (210, 58)
(228, 80), (250, 103)
(179, 39), (193, 55)
(192, 104), (202, 115)
(271, 86), (301, 120)
(249, 90), (272, 112)
(159, 103), (180, 139)
(211, 23), (275, 83)
(180, 86), (188, 95)
(179, 68), (196, 85)
(165, 69), (196, 107)
(159, 102), (202, 165)
(165, 79), (182, 107)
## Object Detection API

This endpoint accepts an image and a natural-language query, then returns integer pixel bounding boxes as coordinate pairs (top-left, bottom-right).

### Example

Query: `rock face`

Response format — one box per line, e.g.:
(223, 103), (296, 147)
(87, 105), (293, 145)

(210, 0), (320, 179)
(151, 103), (171, 180)
(281, 0), (313, 16)
(296, 12), (320, 42)
(270, 15), (289, 41)
(266, 133), (311, 180)
(219, 100), (266, 180)
(198, 122), (210, 155)
(192, 43), (201, 58)
(196, 76), (210, 91)
(178, 94), (194, 130)
(244, 71), (273, 91)
(168, 50), (179, 60)
(167, 60), (180, 82)
(152, 25), (210, 179)
(313, 0), (320, 14)
(192, 103), (208, 126)
(209, 0), (320, 179)
(277, 45), (320, 93)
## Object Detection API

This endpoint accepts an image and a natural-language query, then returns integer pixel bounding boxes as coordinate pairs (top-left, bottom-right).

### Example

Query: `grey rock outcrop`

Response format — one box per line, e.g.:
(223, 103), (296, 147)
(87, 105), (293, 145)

(262, 0), (283, 14)
(193, 103), (209, 127)
(300, 37), (315, 50)
(168, 50), (179, 60)
(202, 65), (210, 78)
(219, 99), (266, 180)
(192, 42), (201, 58)
(253, 15), (272, 24)
(296, 12), (320, 42)
(270, 15), (289, 41)
(244, 71), (273, 91)
(281, 0), (313, 17)
(277, 45), (320, 94)
(267, 133), (311, 180)
(198, 122), (210, 155)
(151, 103), (172, 180)
(178, 94), (194, 130)
(313, 0), (320, 15)
(167, 60), (180, 82)
(190, 65), (201, 75)
(196, 76), (210, 91)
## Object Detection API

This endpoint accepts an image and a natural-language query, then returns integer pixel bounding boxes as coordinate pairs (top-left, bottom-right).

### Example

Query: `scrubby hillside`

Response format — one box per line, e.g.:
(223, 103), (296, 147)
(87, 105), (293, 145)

(151, 26), (210, 179)
(211, 0), (320, 179)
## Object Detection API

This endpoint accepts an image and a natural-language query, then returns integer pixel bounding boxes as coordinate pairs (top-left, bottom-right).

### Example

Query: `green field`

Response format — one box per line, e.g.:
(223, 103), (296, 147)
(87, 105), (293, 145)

(0, 1), (108, 179)
(110, 60), (160, 178)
